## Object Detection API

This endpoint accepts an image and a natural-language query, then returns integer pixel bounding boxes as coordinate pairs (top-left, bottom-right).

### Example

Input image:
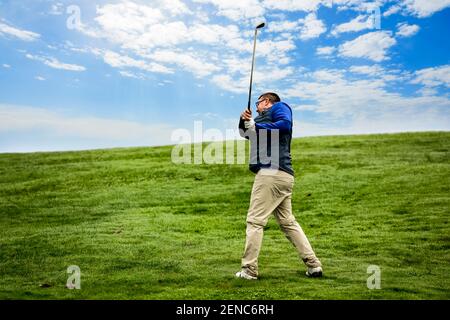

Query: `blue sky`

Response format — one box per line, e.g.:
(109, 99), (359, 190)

(0, 0), (449, 152)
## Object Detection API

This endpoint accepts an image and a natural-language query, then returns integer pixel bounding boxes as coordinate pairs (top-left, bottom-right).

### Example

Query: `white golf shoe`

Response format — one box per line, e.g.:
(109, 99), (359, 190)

(235, 270), (257, 280)
(306, 266), (323, 277)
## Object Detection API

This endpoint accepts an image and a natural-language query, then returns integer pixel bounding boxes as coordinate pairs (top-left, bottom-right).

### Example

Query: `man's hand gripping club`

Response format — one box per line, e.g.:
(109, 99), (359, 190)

(241, 109), (255, 130)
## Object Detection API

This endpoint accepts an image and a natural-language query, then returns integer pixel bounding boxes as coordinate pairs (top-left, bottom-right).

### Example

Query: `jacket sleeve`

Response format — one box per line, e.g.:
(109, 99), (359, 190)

(255, 104), (292, 132)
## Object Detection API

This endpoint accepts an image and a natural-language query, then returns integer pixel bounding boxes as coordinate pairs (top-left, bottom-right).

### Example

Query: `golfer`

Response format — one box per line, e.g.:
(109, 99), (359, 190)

(236, 92), (323, 280)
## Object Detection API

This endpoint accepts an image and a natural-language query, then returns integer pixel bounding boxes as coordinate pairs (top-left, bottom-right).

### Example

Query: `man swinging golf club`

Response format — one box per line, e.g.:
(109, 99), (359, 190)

(235, 23), (322, 280)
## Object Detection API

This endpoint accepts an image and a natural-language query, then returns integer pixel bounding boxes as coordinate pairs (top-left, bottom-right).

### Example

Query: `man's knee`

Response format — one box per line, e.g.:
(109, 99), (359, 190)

(276, 217), (297, 228)
(246, 219), (266, 229)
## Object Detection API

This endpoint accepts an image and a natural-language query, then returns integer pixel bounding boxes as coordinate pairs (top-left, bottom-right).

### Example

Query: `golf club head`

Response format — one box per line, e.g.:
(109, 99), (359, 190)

(256, 22), (265, 29)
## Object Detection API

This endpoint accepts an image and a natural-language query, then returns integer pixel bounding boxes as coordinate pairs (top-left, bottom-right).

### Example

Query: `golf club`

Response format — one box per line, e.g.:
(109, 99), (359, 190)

(247, 22), (265, 111)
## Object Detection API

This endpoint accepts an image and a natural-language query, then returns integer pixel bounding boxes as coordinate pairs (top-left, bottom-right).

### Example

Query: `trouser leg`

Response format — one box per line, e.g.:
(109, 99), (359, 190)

(241, 170), (286, 276)
(274, 193), (322, 268)
(241, 221), (264, 277)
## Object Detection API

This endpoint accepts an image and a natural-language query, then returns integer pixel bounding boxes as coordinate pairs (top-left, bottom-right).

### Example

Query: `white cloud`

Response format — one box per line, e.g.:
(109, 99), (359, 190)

(44, 59), (86, 72)
(332, 0), (386, 12)
(189, 23), (243, 47)
(35, 76), (46, 81)
(403, 0), (450, 17)
(396, 22), (420, 37)
(338, 31), (396, 62)
(49, 3), (64, 15)
(211, 74), (248, 93)
(128, 21), (191, 50)
(284, 67), (449, 114)
(316, 46), (336, 56)
(283, 67), (450, 137)
(212, 63), (294, 94)
(76, 0), (300, 88)
(194, 0), (264, 21)
(99, 50), (172, 74)
(382, 0), (450, 18)
(60, 0), (447, 107)
(147, 50), (221, 77)
(96, 10), (189, 51)
(411, 65), (450, 88)
(221, 57), (250, 75)
(2, 63), (11, 68)
(158, 0), (192, 15)
(310, 69), (346, 82)
(263, 0), (328, 12)
(81, 2), (257, 80)
(383, 5), (401, 17)
(268, 20), (299, 33)
(119, 70), (145, 79)
(257, 38), (296, 61)
(349, 64), (384, 75)
(349, 65), (408, 82)
(0, 21), (40, 41)
(24, 54), (79, 71)
(292, 104), (318, 111)
(298, 13), (326, 40)
(26, 54), (86, 71)
(255, 66), (294, 83)
(194, 0), (265, 21)
(418, 87), (438, 96)
(191, 112), (220, 119)
(0, 105), (175, 152)
(95, 1), (164, 35)
(331, 15), (372, 36)
(90, 1), (193, 51)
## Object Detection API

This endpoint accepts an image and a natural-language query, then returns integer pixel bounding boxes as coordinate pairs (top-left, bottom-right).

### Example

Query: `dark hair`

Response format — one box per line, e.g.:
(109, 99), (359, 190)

(258, 92), (281, 104)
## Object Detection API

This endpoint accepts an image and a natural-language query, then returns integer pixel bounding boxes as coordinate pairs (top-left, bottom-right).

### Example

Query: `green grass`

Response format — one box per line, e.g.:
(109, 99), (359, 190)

(0, 131), (449, 299)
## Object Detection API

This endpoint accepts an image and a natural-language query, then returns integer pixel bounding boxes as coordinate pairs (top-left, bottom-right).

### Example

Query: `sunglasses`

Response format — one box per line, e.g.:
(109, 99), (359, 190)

(255, 98), (268, 107)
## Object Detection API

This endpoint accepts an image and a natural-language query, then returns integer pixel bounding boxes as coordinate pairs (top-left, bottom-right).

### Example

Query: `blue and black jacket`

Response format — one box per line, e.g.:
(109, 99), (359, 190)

(239, 101), (294, 176)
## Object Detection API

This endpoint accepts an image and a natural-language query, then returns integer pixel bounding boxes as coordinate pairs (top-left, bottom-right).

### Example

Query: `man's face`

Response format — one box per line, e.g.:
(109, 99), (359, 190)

(255, 97), (270, 113)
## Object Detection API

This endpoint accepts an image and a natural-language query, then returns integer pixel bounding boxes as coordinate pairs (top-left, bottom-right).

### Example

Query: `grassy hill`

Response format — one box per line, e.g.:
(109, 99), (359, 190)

(0, 131), (449, 299)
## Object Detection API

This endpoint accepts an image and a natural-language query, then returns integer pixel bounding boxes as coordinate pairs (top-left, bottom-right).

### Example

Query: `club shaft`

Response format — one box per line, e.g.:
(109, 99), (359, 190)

(247, 29), (258, 111)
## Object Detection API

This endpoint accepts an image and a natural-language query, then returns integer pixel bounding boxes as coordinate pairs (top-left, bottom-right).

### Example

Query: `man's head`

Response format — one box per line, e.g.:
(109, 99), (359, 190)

(255, 92), (281, 113)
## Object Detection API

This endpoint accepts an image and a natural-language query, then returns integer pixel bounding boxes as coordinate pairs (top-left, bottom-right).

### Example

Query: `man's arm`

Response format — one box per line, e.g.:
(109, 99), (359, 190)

(255, 103), (292, 132)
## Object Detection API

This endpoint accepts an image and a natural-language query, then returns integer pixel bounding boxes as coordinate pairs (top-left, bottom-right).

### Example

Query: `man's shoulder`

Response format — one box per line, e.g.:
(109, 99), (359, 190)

(273, 101), (292, 111)
(272, 102), (293, 120)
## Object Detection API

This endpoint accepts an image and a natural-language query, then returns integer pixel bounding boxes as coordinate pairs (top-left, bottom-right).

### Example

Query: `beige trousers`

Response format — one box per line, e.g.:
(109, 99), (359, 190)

(241, 168), (321, 277)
